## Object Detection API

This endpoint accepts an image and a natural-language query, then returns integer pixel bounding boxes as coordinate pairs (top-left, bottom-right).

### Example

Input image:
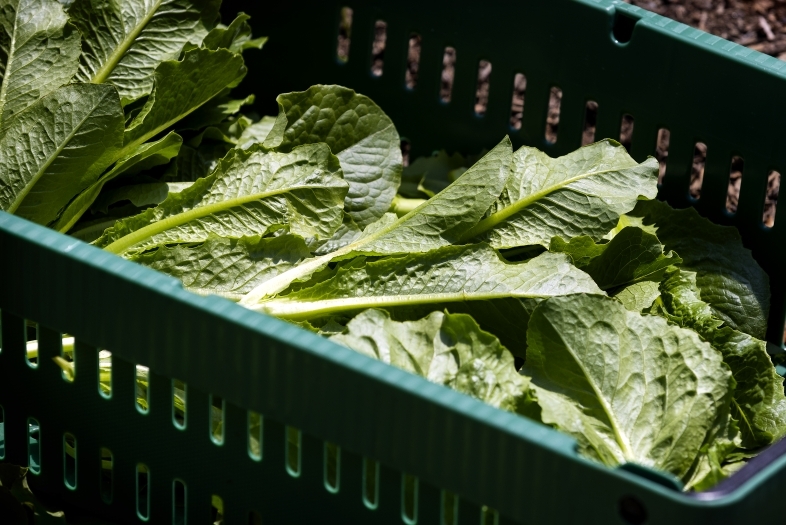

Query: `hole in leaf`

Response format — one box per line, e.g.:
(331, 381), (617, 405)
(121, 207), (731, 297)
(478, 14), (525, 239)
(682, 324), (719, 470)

(401, 474), (419, 524)
(582, 100), (598, 146)
(28, 418), (40, 474)
(371, 20), (387, 76)
(441, 491), (458, 525)
(211, 396), (224, 444)
(405, 34), (422, 89)
(324, 442), (340, 493)
(726, 156), (745, 214)
(656, 128), (670, 184)
(64, 433), (76, 489)
(136, 365), (149, 414)
(99, 350), (112, 398)
(689, 142), (708, 199)
(363, 458), (379, 509)
(544, 87), (562, 144)
(481, 505), (499, 525)
(440, 47), (456, 103)
(619, 113), (634, 153)
(764, 170), (781, 227)
(211, 495), (224, 524)
(336, 7), (353, 63)
(474, 60), (492, 116)
(173, 479), (186, 525)
(509, 73), (527, 130)
(100, 448), (113, 503)
(248, 411), (263, 461)
(173, 379), (186, 429)
(137, 464), (150, 521)
(286, 427), (301, 477)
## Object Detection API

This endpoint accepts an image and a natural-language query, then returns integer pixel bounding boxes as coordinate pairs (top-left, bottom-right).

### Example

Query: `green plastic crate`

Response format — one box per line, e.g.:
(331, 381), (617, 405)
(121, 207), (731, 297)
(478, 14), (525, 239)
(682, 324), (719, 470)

(3, 0), (786, 523)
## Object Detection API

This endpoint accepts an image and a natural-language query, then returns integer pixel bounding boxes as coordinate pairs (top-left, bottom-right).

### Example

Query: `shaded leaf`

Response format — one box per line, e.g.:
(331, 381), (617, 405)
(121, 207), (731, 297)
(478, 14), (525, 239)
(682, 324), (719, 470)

(331, 308), (527, 411)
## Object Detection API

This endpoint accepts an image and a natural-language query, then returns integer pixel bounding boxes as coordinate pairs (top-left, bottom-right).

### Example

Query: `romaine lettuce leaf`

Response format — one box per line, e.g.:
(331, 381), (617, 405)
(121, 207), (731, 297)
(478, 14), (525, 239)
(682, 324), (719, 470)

(0, 83), (124, 225)
(651, 268), (786, 448)
(94, 143), (348, 255)
(240, 137), (512, 304)
(522, 294), (736, 482)
(461, 139), (659, 248)
(629, 199), (770, 339)
(0, 0), (81, 130)
(254, 245), (601, 356)
(67, 0), (220, 104)
(331, 308), (527, 412)
(132, 234), (311, 300)
(263, 85), (403, 228)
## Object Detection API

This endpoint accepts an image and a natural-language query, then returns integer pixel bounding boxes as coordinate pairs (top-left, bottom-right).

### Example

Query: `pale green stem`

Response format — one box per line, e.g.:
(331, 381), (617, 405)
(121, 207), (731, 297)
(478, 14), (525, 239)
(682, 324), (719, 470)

(388, 195), (427, 217)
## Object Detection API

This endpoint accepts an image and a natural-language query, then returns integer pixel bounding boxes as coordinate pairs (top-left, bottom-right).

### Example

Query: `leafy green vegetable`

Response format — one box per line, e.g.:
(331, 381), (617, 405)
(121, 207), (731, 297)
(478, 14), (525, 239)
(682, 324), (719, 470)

(0, 0), (81, 130)
(95, 143), (347, 255)
(399, 150), (470, 198)
(461, 139), (659, 248)
(629, 199), (770, 339)
(550, 226), (681, 291)
(254, 245), (601, 356)
(651, 268), (786, 449)
(522, 294), (735, 482)
(67, 0), (220, 104)
(263, 85), (403, 228)
(122, 47), (246, 153)
(331, 309), (527, 412)
(613, 281), (661, 312)
(240, 137), (512, 304)
(133, 234), (311, 300)
(0, 84), (124, 225)
(53, 131), (183, 231)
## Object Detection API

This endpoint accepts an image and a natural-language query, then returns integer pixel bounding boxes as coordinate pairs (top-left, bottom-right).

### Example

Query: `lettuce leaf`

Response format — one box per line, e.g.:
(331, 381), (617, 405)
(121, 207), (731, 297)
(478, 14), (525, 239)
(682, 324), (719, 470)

(263, 85), (403, 228)
(629, 199), (770, 339)
(461, 139), (659, 248)
(522, 294), (736, 482)
(331, 309), (527, 412)
(0, 0), (81, 130)
(95, 143), (347, 255)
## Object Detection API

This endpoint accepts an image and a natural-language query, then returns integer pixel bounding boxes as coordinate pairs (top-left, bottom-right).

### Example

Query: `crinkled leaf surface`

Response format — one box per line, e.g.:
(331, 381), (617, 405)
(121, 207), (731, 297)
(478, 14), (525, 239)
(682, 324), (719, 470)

(614, 281), (661, 312)
(123, 48), (246, 153)
(133, 234), (311, 300)
(0, 83), (124, 225)
(651, 268), (786, 448)
(177, 93), (254, 131)
(0, 0), (80, 130)
(241, 137), (512, 303)
(264, 85), (402, 228)
(522, 294), (734, 481)
(68, 0), (220, 104)
(462, 140), (659, 248)
(238, 115), (277, 149)
(54, 131), (182, 232)
(629, 199), (770, 339)
(255, 245), (601, 355)
(95, 143), (348, 255)
(331, 308), (527, 412)
(550, 226), (681, 291)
